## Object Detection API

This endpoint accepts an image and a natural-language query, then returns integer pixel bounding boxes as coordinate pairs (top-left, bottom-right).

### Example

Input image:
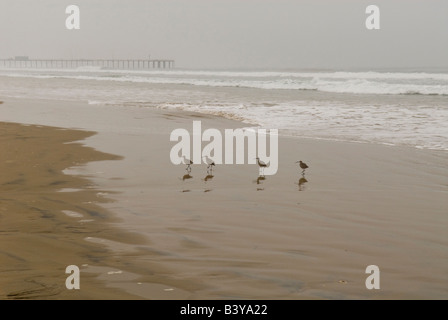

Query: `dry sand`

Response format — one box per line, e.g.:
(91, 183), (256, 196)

(1, 98), (447, 299)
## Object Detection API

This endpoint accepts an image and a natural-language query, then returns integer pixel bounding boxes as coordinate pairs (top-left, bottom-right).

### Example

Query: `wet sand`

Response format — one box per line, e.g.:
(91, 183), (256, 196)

(1, 98), (447, 299)
(0, 122), (144, 299)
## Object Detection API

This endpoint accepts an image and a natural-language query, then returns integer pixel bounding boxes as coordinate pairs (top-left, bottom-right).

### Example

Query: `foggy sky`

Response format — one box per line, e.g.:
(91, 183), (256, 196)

(0, 0), (447, 69)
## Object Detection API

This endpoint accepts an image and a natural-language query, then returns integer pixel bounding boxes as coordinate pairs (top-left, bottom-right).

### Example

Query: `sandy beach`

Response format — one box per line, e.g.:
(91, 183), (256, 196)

(0, 121), (150, 299)
(1, 98), (447, 299)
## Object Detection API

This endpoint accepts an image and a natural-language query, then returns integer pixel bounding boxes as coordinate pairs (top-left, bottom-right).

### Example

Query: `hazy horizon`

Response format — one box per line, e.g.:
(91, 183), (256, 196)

(0, 0), (447, 70)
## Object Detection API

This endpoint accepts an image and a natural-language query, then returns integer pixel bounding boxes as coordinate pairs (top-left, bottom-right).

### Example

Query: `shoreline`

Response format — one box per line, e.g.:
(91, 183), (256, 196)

(2, 96), (448, 155)
(1, 97), (447, 299)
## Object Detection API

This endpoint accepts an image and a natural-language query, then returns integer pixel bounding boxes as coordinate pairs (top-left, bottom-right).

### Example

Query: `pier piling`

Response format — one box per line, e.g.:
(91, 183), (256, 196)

(0, 57), (175, 70)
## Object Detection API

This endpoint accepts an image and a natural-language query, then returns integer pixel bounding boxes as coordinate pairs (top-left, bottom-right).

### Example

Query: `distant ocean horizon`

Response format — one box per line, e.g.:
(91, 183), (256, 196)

(1, 66), (447, 151)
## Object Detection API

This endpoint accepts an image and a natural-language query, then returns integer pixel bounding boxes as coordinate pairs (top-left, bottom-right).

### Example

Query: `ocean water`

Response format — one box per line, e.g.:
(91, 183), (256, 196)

(0, 67), (447, 151)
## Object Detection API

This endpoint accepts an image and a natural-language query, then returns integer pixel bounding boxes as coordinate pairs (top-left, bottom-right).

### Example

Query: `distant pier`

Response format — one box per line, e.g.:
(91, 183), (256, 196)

(0, 56), (175, 69)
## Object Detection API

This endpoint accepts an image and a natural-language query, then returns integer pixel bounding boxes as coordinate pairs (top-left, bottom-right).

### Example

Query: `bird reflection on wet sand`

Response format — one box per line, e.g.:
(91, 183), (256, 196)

(297, 174), (308, 191)
(203, 173), (214, 192)
(256, 175), (266, 184)
(182, 173), (193, 181)
(254, 175), (266, 191)
(180, 173), (193, 192)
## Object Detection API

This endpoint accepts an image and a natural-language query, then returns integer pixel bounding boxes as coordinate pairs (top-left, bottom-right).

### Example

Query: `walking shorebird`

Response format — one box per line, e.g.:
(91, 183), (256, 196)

(256, 157), (267, 175)
(182, 155), (193, 172)
(203, 156), (215, 172)
(296, 160), (309, 174)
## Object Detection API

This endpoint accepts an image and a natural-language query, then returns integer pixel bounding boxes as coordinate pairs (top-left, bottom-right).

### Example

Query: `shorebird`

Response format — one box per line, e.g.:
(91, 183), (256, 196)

(182, 155), (193, 172)
(296, 160), (309, 173)
(203, 155), (215, 172)
(255, 157), (267, 175)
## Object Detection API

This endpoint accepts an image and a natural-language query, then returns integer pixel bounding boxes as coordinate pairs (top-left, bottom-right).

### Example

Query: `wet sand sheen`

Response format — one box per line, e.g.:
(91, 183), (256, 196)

(1, 98), (447, 300)
(0, 122), (144, 299)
